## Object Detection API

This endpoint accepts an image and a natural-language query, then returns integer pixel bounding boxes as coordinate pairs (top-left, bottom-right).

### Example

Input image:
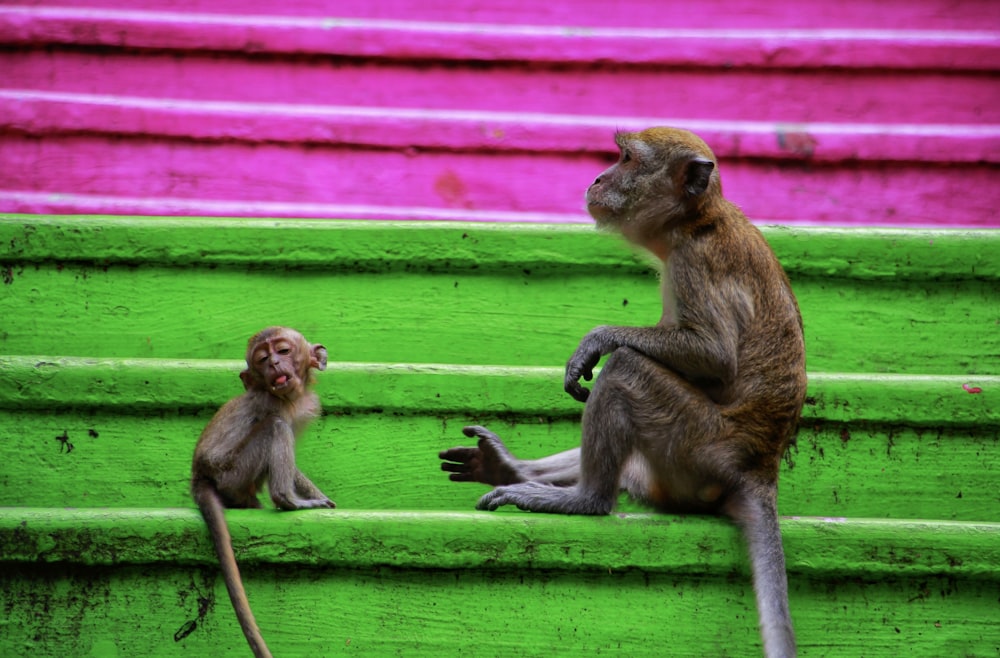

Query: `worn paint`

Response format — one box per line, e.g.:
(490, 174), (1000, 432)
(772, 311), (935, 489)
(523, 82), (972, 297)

(1, 0), (996, 30)
(3, 91), (999, 164)
(0, 216), (998, 656)
(2, 5), (997, 70)
(4, 55), (998, 125)
(2, 217), (997, 278)
(2, 508), (999, 578)
(3, 562), (996, 657)
(1, 1), (999, 653)
(1, 125), (997, 227)
(0, 357), (997, 425)
(2, 218), (997, 373)
(1, 264), (993, 370)
(0, 402), (997, 519)
(2, 132), (993, 225)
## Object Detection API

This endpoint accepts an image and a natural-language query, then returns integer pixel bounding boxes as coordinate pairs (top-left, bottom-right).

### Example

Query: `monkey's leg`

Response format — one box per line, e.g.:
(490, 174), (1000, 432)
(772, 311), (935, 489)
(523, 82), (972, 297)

(209, 453), (267, 510)
(521, 448), (582, 485)
(478, 349), (653, 515)
(479, 348), (722, 515)
(473, 407), (628, 514)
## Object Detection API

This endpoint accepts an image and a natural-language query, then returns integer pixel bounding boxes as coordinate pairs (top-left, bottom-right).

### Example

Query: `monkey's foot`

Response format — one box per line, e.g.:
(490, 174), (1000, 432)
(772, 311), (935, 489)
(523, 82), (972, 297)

(476, 482), (612, 515)
(439, 425), (525, 486)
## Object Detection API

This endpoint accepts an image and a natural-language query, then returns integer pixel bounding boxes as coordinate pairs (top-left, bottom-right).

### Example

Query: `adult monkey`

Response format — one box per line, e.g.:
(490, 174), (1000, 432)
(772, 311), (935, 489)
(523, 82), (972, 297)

(192, 326), (336, 658)
(440, 128), (806, 658)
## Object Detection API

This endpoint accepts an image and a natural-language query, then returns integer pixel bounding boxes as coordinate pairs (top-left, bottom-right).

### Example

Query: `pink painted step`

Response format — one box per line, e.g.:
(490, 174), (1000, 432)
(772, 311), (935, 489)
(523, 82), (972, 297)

(6, 0), (998, 30)
(2, 5), (997, 70)
(4, 90), (997, 164)
(3, 50), (996, 126)
(3, 134), (991, 226)
(1, 2), (997, 227)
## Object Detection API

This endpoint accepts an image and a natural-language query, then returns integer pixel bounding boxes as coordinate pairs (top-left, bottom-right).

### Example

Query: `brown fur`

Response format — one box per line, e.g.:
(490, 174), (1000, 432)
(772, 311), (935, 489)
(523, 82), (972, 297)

(441, 128), (805, 658)
(192, 327), (335, 658)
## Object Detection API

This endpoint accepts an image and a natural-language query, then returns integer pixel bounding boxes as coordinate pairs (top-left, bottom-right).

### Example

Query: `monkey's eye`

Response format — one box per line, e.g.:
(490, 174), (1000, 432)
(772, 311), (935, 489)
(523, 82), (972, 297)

(277, 348), (291, 355)
(621, 150), (632, 164)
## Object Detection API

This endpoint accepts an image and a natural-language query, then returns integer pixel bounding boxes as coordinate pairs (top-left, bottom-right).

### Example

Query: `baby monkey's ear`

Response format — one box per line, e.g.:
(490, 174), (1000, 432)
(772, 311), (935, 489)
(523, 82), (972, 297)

(310, 343), (328, 371)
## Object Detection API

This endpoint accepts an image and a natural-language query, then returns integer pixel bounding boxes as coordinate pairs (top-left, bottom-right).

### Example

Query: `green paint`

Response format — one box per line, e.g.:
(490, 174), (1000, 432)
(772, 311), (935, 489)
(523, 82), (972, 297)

(1, 215), (998, 657)
(1, 216), (997, 374)
(4, 508), (1000, 579)
(0, 406), (997, 520)
(1, 357), (996, 425)
(2, 216), (997, 280)
(5, 563), (996, 657)
(0, 360), (996, 518)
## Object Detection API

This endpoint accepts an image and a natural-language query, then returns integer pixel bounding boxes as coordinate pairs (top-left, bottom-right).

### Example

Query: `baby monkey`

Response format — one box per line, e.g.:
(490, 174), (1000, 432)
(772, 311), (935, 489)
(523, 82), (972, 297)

(192, 326), (335, 658)
(441, 128), (806, 658)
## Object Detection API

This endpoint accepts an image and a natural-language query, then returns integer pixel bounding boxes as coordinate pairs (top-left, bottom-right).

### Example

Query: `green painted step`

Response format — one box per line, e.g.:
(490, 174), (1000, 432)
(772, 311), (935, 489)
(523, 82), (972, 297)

(5, 508), (999, 578)
(0, 358), (996, 519)
(2, 216), (998, 374)
(5, 532), (997, 657)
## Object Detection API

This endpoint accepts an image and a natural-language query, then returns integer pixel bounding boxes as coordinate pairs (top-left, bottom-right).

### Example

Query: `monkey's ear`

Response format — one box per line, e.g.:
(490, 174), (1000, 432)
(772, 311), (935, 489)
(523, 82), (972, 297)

(311, 344), (328, 371)
(239, 369), (253, 390)
(684, 157), (715, 196)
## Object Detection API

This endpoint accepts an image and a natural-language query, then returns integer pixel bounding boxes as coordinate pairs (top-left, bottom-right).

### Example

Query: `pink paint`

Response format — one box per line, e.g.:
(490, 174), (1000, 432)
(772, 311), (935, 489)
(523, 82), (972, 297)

(3, 51), (997, 125)
(7, 0), (999, 31)
(0, 2), (997, 226)
(2, 6), (997, 71)
(2, 134), (995, 225)
(962, 384), (983, 394)
(3, 90), (997, 164)
(0, 190), (584, 224)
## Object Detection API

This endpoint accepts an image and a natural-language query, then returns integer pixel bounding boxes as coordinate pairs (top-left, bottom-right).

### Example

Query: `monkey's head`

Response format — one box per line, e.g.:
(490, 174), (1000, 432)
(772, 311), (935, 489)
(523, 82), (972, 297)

(586, 127), (720, 241)
(240, 326), (328, 400)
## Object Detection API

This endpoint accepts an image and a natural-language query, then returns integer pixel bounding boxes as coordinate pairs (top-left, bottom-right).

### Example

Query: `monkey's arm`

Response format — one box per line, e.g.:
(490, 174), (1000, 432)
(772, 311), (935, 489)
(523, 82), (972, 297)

(564, 304), (741, 405)
(261, 417), (335, 510)
(293, 470), (336, 508)
(566, 255), (747, 402)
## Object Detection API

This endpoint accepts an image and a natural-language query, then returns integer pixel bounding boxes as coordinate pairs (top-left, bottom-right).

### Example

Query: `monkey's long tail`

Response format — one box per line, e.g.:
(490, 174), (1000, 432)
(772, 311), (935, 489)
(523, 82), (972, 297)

(731, 493), (797, 658)
(194, 481), (274, 658)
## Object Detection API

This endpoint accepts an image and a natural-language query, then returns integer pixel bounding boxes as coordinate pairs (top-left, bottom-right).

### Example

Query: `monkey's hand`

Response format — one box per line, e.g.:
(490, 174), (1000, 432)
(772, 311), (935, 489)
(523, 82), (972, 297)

(439, 426), (525, 486)
(297, 496), (336, 510)
(564, 327), (614, 403)
(293, 473), (337, 509)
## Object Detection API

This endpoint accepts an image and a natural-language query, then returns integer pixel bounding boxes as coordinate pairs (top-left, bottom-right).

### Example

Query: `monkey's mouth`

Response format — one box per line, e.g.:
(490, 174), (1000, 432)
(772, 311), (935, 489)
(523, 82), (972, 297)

(586, 200), (614, 220)
(271, 375), (290, 389)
